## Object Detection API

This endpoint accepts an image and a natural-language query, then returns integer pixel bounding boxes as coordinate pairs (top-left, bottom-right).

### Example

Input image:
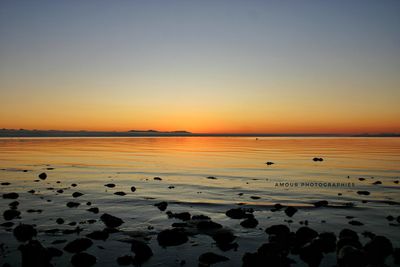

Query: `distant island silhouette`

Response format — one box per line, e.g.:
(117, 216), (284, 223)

(0, 129), (399, 137)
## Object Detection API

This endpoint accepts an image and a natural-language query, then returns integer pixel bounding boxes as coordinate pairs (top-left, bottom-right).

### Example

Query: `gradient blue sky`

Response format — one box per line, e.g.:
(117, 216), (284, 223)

(1, 0), (399, 133)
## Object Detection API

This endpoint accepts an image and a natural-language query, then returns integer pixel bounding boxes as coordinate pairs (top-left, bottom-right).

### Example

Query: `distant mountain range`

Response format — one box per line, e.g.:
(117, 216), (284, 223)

(0, 129), (399, 137)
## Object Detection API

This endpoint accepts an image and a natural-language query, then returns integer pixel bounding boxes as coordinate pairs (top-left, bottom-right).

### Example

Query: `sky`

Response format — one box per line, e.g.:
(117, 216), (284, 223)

(0, 0), (399, 134)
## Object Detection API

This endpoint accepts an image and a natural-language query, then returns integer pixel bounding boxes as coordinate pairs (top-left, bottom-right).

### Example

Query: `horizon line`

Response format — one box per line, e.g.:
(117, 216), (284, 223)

(0, 128), (399, 137)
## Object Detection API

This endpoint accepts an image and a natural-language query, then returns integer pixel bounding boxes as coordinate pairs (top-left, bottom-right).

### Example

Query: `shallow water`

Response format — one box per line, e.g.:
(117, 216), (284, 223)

(0, 137), (399, 266)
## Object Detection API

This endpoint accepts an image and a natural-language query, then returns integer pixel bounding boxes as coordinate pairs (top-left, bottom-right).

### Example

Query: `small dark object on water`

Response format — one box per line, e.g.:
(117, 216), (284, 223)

(154, 201), (168, 211)
(13, 224), (37, 242)
(313, 157), (324, 162)
(117, 255), (132, 265)
(240, 217), (259, 228)
(199, 252), (229, 265)
(64, 238), (93, 253)
(357, 191), (370, 196)
(157, 228), (188, 247)
(71, 252), (96, 267)
(1, 182), (11, 185)
(86, 230), (109, 241)
(313, 200), (329, 207)
(100, 213), (124, 228)
(349, 220), (364, 226)
(154, 177), (162, 181)
(284, 206), (298, 217)
(372, 181), (382, 185)
(130, 186), (136, 192)
(131, 239), (153, 264)
(56, 218), (64, 224)
(38, 172), (47, 180)
(57, 189), (64, 193)
(72, 192), (84, 198)
(114, 191), (126, 196)
(87, 207), (99, 214)
(3, 209), (20, 220)
(226, 208), (253, 219)
(167, 211), (191, 221)
(104, 183), (115, 188)
(67, 202), (80, 208)
(3, 192), (19, 199)
(168, 185), (175, 189)
(358, 178), (366, 181)
(250, 196), (260, 200)
(207, 176), (217, 179)
(265, 161), (274, 165)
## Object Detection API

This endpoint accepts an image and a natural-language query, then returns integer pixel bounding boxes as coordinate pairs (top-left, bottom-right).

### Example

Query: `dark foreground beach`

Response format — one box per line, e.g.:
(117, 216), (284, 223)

(0, 137), (399, 266)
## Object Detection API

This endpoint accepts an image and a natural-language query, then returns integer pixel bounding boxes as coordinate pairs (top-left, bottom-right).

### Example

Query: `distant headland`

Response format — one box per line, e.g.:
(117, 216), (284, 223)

(0, 129), (399, 138)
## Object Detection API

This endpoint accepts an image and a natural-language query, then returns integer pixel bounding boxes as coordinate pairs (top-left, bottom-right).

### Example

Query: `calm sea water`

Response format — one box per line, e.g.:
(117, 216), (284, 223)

(1, 137), (399, 266)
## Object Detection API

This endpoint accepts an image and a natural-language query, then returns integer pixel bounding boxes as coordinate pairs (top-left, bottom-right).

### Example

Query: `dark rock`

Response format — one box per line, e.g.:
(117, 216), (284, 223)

(3, 192), (19, 199)
(157, 228), (188, 247)
(199, 252), (229, 265)
(284, 206), (298, 217)
(153, 177), (162, 181)
(265, 162), (274, 165)
(56, 218), (64, 224)
(57, 189), (64, 193)
(313, 157), (323, 162)
(364, 236), (393, 265)
(271, 203), (284, 211)
(313, 200), (329, 207)
(130, 186), (136, 192)
(372, 181), (382, 185)
(1, 182), (11, 185)
(114, 191), (126, 196)
(172, 222), (188, 228)
(168, 185), (175, 189)
(3, 209), (20, 220)
(154, 201), (168, 211)
(52, 240), (67, 245)
(192, 215), (211, 220)
(47, 247), (63, 258)
(225, 208), (252, 219)
(197, 220), (222, 230)
(71, 183), (77, 187)
(66, 202), (80, 208)
(240, 217), (259, 228)
(19, 240), (51, 267)
(72, 192), (84, 198)
(357, 191), (370, 196)
(348, 220), (363, 226)
(117, 255), (132, 265)
(28, 190), (35, 194)
(71, 252), (96, 267)
(38, 173), (47, 180)
(394, 248), (400, 264)
(265, 224), (290, 238)
(1, 222), (14, 227)
(64, 238), (93, 253)
(295, 227), (318, 248)
(13, 224), (37, 242)
(250, 196), (260, 200)
(100, 213), (124, 228)
(86, 230), (109, 241)
(337, 245), (365, 267)
(104, 183), (115, 188)
(167, 212), (191, 221)
(9, 201), (19, 208)
(386, 215), (394, 221)
(299, 240), (323, 267)
(86, 202), (91, 206)
(207, 176), (217, 179)
(87, 207), (99, 214)
(212, 229), (236, 245)
(358, 178), (366, 181)
(131, 239), (153, 264)
(316, 232), (336, 253)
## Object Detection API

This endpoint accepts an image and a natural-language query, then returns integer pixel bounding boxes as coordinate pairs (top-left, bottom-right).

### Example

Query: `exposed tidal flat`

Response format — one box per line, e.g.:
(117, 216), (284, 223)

(0, 137), (399, 266)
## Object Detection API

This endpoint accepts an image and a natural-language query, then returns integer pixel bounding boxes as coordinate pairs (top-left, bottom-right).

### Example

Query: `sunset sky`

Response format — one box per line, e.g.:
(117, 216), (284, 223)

(0, 1), (399, 134)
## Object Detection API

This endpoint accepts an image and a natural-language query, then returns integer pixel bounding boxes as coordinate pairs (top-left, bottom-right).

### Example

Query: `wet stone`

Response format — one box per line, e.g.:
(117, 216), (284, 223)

(64, 238), (93, 253)
(157, 229), (188, 247)
(87, 207), (99, 214)
(67, 202), (80, 208)
(38, 172), (47, 180)
(104, 183), (115, 188)
(86, 230), (109, 241)
(72, 192), (84, 198)
(117, 255), (132, 265)
(130, 186), (136, 192)
(357, 191), (370, 196)
(154, 201), (168, 211)
(131, 239), (153, 264)
(56, 218), (64, 224)
(100, 213), (124, 228)
(3, 192), (19, 199)
(284, 206), (298, 217)
(13, 224), (37, 242)
(3, 209), (21, 220)
(71, 252), (97, 267)
(199, 252), (229, 265)
(114, 191), (126, 196)
(240, 217), (259, 228)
